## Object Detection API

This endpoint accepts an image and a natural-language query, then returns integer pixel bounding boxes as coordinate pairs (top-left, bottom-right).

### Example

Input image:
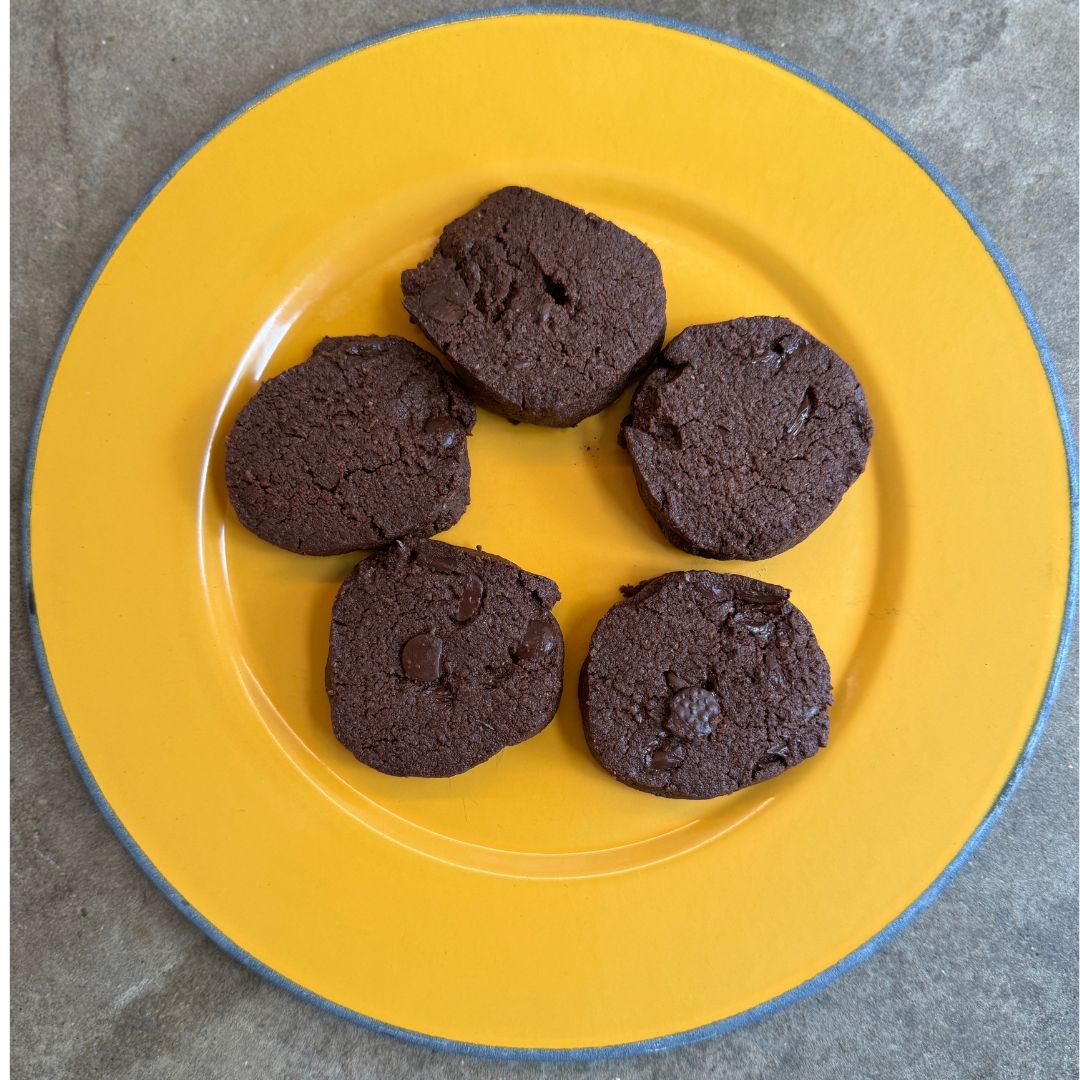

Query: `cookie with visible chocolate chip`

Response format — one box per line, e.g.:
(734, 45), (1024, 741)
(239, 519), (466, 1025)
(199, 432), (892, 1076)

(327, 539), (564, 777)
(623, 316), (873, 560)
(401, 186), (666, 426)
(579, 571), (831, 799)
(225, 335), (475, 555)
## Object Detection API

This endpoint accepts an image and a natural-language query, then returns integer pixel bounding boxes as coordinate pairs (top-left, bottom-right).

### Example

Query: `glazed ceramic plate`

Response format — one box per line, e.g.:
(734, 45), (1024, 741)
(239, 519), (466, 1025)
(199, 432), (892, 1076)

(25, 8), (1075, 1059)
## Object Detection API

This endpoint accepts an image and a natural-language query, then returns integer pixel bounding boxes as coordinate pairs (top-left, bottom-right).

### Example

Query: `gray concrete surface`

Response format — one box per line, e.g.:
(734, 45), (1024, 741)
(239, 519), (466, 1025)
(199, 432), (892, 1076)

(11, 1), (1078, 1077)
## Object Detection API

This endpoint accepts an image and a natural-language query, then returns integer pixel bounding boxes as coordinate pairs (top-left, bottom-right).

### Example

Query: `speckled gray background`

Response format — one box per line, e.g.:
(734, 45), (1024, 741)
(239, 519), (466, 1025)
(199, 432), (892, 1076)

(11, 2), (1078, 1077)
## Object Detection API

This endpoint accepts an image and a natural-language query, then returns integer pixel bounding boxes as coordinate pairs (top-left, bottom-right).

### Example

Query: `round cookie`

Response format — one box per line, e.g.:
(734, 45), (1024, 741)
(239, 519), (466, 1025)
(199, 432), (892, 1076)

(622, 316), (873, 560)
(225, 335), (475, 555)
(327, 539), (564, 778)
(580, 571), (831, 799)
(401, 186), (666, 427)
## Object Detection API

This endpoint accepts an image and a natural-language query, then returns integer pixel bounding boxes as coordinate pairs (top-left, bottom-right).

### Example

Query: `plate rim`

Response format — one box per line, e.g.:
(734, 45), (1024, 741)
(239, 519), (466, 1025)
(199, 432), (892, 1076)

(21, 3), (1078, 1062)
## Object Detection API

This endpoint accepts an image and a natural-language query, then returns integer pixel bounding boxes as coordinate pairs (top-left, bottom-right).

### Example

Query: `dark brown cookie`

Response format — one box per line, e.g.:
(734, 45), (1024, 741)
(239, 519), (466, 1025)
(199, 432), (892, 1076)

(401, 186), (666, 427)
(623, 316), (873, 560)
(225, 336), (475, 555)
(579, 571), (831, 799)
(327, 539), (564, 778)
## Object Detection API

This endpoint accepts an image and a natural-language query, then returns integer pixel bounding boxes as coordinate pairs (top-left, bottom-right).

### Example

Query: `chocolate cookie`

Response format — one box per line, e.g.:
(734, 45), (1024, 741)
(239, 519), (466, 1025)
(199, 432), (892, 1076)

(225, 336), (475, 555)
(623, 316), (873, 560)
(401, 186), (666, 426)
(327, 539), (564, 777)
(580, 571), (831, 799)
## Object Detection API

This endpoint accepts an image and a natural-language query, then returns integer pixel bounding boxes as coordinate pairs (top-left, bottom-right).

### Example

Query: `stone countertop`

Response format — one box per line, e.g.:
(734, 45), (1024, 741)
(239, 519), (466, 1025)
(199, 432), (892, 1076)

(11, 2), (1078, 1077)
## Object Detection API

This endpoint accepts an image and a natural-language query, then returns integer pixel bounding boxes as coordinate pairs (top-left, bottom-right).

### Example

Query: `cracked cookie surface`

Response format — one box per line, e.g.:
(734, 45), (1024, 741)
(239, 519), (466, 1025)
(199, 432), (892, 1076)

(623, 316), (873, 560)
(401, 186), (666, 426)
(327, 539), (564, 778)
(225, 336), (475, 555)
(580, 571), (832, 799)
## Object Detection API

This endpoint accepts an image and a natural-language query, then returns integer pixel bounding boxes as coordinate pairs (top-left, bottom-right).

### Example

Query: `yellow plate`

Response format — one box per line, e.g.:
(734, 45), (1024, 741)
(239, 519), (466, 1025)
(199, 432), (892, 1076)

(25, 9), (1076, 1058)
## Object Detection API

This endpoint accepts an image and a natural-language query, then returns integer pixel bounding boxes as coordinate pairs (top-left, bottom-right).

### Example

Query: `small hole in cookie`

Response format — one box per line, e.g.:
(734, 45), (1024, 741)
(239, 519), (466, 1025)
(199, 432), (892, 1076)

(541, 273), (567, 305)
(650, 421), (682, 446)
(769, 335), (800, 362)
